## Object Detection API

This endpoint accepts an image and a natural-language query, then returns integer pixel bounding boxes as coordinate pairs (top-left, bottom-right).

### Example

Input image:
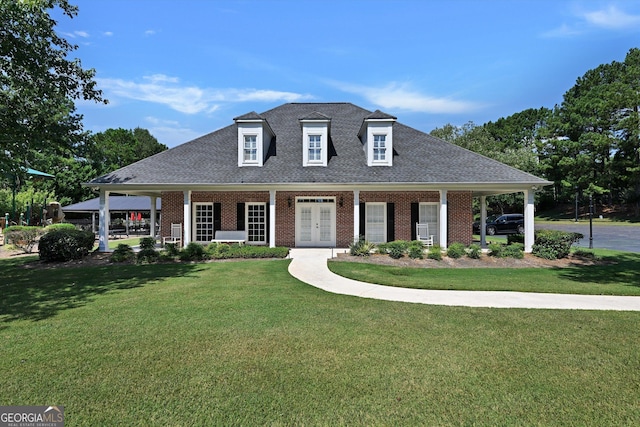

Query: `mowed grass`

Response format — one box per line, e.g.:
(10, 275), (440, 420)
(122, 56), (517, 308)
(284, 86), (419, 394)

(1, 258), (639, 425)
(329, 249), (640, 296)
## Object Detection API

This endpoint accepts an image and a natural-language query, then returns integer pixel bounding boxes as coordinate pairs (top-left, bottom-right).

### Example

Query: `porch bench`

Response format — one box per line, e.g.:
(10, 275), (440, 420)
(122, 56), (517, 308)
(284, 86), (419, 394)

(211, 230), (246, 245)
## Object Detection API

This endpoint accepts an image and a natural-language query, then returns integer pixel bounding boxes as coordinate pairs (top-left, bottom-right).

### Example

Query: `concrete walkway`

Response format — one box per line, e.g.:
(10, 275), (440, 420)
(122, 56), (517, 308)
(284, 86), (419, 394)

(288, 248), (640, 311)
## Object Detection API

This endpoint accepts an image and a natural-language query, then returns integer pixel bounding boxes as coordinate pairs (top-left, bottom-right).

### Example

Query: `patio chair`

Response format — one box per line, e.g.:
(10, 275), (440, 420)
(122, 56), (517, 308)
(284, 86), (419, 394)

(416, 223), (434, 247)
(162, 223), (182, 247)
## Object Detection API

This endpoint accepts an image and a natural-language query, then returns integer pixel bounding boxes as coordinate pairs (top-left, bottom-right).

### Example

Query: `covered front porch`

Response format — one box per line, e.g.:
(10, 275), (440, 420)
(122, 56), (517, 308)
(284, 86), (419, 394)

(93, 184), (542, 253)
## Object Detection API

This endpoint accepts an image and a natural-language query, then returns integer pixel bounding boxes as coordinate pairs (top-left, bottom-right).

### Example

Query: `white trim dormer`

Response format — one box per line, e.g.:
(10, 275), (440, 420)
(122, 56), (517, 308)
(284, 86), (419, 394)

(358, 110), (397, 166)
(299, 112), (331, 167)
(235, 112), (275, 167)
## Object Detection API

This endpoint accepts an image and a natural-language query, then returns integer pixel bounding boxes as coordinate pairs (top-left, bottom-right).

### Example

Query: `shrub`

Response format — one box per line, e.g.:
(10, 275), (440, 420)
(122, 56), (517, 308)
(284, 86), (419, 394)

(502, 243), (524, 259)
(349, 236), (375, 257)
(407, 241), (424, 259)
(4, 225), (45, 253)
(532, 229), (583, 260)
(111, 244), (135, 263)
(139, 237), (156, 251)
(39, 229), (95, 262)
(44, 223), (76, 232)
(446, 242), (466, 259)
(207, 242), (231, 258)
(488, 243), (503, 257)
(466, 243), (482, 259)
(376, 242), (390, 254)
(507, 234), (525, 245)
(386, 240), (409, 259)
(229, 245), (290, 259)
(427, 244), (442, 261)
(137, 248), (159, 264)
(163, 243), (180, 257)
(179, 242), (208, 261)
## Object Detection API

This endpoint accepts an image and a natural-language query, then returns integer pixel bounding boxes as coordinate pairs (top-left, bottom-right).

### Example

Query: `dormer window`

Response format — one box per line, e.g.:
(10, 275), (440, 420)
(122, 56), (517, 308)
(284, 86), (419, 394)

(300, 112), (331, 167)
(308, 135), (322, 162)
(359, 110), (397, 166)
(373, 134), (387, 161)
(243, 135), (258, 162)
(235, 112), (274, 167)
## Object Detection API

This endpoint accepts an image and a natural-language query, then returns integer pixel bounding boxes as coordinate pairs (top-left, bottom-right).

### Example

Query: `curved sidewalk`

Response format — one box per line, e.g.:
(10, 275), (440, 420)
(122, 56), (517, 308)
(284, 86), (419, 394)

(288, 248), (640, 311)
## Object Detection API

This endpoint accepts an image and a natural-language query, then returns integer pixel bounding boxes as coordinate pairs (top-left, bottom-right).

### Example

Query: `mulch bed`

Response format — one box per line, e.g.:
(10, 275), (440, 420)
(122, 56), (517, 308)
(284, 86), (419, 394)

(333, 252), (606, 268)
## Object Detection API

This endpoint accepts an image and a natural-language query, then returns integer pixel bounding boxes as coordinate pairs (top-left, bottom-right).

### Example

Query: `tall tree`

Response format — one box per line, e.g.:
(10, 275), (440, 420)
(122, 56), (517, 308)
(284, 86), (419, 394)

(133, 127), (168, 160)
(0, 0), (106, 178)
(85, 128), (167, 177)
(546, 48), (640, 205)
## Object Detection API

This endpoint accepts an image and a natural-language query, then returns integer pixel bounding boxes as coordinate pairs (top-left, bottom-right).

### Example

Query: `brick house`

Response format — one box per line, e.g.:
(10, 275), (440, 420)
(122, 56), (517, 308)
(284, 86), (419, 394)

(88, 102), (551, 252)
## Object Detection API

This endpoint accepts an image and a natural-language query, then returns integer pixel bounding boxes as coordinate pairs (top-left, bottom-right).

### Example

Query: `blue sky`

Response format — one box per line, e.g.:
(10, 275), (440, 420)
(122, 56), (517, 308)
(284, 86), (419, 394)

(55, 0), (640, 148)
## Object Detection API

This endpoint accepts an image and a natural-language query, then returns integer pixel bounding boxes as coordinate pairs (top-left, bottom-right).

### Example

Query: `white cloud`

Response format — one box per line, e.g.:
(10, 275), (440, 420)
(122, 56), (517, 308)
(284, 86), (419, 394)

(543, 4), (640, 37)
(98, 74), (313, 114)
(144, 117), (201, 148)
(332, 81), (480, 114)
(61, 30), (90, 39)
(144, 29), (156, 36)
(103, 31), (113, 37)
(582, 5), (640, 30)
(541, 23), (583, 38)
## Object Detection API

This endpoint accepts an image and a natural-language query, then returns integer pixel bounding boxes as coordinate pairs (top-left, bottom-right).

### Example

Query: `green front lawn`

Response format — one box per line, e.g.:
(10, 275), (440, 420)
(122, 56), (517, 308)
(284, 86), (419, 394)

(329, 249), (640, 296)
(1, 258), (639, 425)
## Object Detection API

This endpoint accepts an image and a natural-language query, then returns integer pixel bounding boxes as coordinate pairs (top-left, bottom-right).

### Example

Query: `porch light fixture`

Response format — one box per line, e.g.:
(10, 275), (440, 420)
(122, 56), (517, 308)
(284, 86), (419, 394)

(338, 196), (343, 207)
(287, 197), (292, 207)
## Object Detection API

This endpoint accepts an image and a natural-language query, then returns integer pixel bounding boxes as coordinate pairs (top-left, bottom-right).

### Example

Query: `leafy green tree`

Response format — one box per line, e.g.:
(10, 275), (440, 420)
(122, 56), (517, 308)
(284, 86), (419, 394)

(133, 127), (167, 160)
(430, 122), (540, 214)
(85, 127), (167, 176)
(0, 0), (106, 179)
(544, 48), (640, 208)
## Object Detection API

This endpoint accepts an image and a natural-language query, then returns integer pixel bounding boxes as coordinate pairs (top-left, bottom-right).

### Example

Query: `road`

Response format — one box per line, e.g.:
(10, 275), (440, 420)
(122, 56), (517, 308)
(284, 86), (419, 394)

(536, 222), (640, 253)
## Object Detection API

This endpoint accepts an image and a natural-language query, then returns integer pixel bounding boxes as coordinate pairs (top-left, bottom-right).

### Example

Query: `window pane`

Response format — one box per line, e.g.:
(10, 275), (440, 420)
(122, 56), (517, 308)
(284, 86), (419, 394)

(309, 135), (321, 161)
(246, 203), (266, 243)
(244, 135), (257, 161)
(419, 204), (439, 244)
(194, 204), (215, 242)
(366, 204), (385, 243)
(373, 135), (386, 160)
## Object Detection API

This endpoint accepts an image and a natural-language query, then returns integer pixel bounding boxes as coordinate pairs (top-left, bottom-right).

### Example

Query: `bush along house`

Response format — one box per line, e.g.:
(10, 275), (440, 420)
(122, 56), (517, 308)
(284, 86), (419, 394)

(87, 103), (552, 252)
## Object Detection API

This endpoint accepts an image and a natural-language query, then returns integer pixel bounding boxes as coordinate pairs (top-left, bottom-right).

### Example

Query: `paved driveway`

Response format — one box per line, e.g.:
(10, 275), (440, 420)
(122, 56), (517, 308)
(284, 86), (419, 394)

(536, 223), (640, 253)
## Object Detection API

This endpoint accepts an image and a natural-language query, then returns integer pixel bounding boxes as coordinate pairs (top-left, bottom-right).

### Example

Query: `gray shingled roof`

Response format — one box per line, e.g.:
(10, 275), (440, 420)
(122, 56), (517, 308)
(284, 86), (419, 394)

(62, 196), (161, 212)
(89, 102), (550, 187)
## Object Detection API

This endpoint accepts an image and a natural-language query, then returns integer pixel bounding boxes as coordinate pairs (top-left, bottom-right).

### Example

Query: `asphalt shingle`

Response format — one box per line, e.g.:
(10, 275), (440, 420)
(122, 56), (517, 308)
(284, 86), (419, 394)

(89, 102), (549, 186)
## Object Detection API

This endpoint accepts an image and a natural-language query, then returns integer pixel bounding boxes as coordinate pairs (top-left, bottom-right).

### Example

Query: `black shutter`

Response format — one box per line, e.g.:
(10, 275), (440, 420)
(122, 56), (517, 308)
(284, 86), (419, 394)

(359, 203), (366, 240)
(236, 203), (245, 231)
(214, 203), (221, 233)
(411, 202), (419, 240)
(386, 203), (395, 242)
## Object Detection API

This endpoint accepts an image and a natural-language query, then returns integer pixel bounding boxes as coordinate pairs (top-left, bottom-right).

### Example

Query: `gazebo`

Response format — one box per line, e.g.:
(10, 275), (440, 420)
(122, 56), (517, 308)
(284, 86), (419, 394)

(62, 196), (161, 237)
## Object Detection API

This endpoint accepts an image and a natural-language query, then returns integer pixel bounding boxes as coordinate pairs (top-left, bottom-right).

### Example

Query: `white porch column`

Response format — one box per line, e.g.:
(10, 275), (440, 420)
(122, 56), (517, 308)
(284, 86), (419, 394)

(150, 196), (157, 238)
(269, 190), (276, 248)
(439, 190), (448, 249)
(480, 195), (487, 248)
(524, 188), (535, 253)
(98, 189), (110, 252)
(353, 190), (360, 243)
(183, 190), (191, 247)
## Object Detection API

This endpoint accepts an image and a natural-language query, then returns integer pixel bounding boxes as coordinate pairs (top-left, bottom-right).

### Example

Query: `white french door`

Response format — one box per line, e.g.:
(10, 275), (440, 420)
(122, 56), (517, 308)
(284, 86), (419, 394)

(295, 198), (336, 247)
(192, 203), (215, 243)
